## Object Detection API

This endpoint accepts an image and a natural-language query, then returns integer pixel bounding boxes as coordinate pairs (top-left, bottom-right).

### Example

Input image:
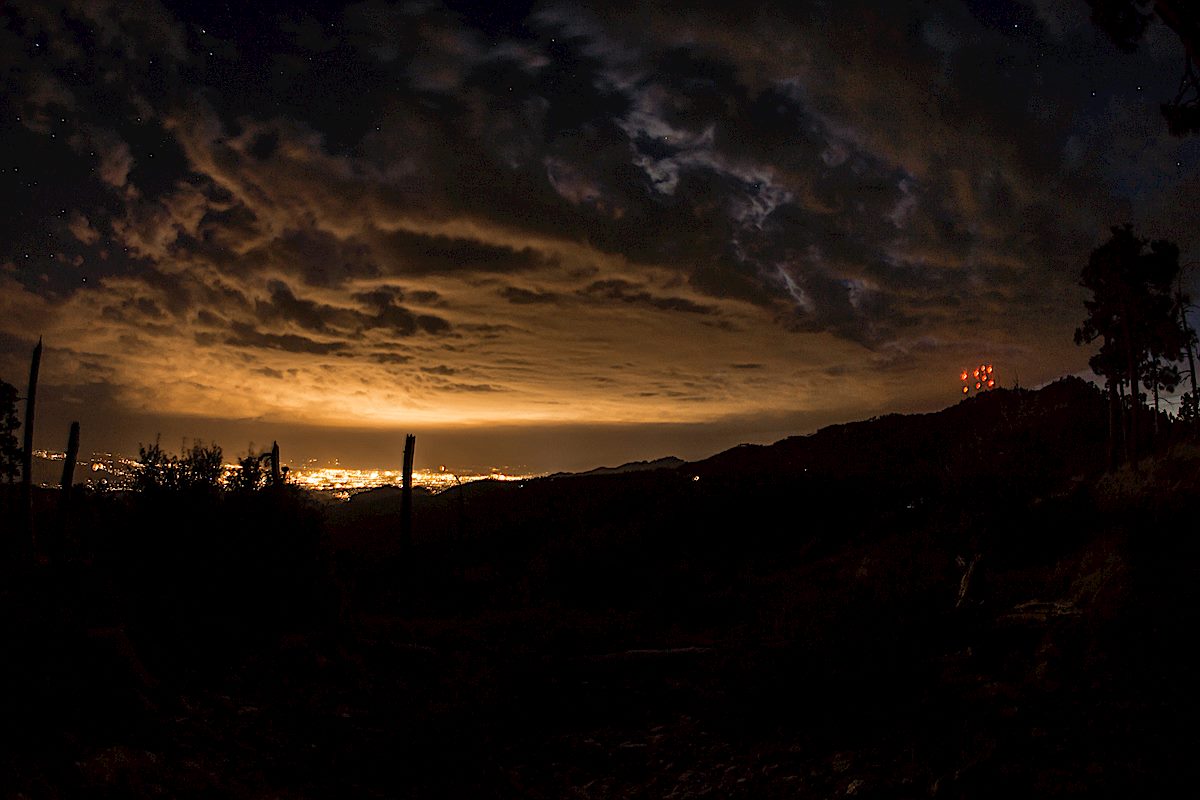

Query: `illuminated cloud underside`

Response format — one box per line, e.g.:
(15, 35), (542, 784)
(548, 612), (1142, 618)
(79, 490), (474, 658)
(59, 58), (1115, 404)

(0, 0), (1195, 465)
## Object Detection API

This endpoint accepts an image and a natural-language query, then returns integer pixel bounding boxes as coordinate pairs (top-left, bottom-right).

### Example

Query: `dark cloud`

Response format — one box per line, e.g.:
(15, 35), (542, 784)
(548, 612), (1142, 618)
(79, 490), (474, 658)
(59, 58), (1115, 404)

(244, 229), (381, 288)
(580, 279), (718, 315)
(373, 229), (553, 275)
(194, 309), (224, 327)
(247, 130), (280, 161)
(2, 0), (1196, 468)
(443, 382), (502, 393)
(368, 351), (413, 364)
(499, 285), (562, 304)
(382, 307), (453, 336)
(354, 286), (454, 335)
(409, 289), (443, 305)
(222, 322), (347, 355)
(250, 280), (455, 338)
(256, 281), (343, 333)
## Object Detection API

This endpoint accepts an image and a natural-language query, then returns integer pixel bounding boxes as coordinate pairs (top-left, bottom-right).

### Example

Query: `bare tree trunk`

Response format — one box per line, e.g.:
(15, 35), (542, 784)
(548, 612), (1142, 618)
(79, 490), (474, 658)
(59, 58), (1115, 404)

(1178, 277), (1198, 436)
(19, 338), (42, 553)
(1108, 379), (1121, 470)
(60, 421), (79, 502)
(1152, 378), (1160, 447)
(1179, 277), (1198, 398)
(401, 434), (415, 551)
(270, 440), (281, 486)
(1117, 379), (1130, 465)
(1187, 338), (1199, 395)
(1120, 315), (1139, 467)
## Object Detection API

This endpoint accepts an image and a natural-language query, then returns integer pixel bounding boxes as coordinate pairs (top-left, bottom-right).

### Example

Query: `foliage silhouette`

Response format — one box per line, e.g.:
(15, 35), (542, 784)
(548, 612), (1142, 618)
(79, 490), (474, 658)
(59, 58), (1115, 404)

(1074, 225), (1187, 464)
(1088, 0), (1200, 134)
(229, 449), (271, 493)
(1181, 389), (1200, 422)
(135, 437), (224, 493)
(183, 440), (224, 488)
(0, 379), (19, 483)
(1175, 269), (1199, 425)
(1143, 360), (1181, 424)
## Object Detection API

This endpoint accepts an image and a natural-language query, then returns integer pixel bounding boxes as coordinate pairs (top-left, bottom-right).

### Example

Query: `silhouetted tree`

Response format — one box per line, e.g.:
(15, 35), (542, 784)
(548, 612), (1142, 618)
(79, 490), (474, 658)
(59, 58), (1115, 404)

(1075, 225), (1186, 464)
(135, 437), (224, 492)
(1143, 360), (1181, 440)
(1086, 337), (1127, 467)
(1181, 389), (1200, 423)
(1175, 270), (1199, 426)
(135, 437), (179, 492)
(0, 379), (19, 483)
(1087, 0), (1200, 135)
(229, 449), (270, 493)
(181, 440), (223, 490)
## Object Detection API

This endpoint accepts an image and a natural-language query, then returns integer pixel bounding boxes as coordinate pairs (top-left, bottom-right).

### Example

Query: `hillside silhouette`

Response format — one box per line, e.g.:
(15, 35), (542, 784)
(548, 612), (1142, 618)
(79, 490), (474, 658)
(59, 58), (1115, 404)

(3, 376), (1199, 797)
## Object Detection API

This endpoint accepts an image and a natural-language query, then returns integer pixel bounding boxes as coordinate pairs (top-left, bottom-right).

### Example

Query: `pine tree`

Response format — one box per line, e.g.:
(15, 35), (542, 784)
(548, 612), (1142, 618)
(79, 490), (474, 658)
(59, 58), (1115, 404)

(1075, 225), (1187, 465)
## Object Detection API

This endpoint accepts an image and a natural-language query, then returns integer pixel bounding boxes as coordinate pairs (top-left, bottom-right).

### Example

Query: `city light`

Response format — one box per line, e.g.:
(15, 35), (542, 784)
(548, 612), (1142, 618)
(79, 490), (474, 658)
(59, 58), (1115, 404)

(961, 363), (997, 395)
(32, 450), (538, 497)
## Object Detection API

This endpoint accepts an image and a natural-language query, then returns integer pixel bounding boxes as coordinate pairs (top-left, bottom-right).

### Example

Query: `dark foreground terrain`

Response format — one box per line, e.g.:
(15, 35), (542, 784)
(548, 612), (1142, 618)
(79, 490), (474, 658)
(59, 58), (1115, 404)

(2, 379), (1198, 797)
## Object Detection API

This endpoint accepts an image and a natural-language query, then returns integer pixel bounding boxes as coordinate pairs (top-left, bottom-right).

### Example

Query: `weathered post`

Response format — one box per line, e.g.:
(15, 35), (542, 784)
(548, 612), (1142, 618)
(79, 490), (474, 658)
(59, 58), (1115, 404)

(270, 440), (281, 487)
(60, 421), (79, 502)
(401, 434), (415, 550)
(19, 337), (42, 552)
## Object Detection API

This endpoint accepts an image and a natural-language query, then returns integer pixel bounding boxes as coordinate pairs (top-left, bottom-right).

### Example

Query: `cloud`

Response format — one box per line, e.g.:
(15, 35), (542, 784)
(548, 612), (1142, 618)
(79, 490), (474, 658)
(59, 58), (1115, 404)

(256, 281), (345, 334)
(372, 229), (554, 276)
(68, 213), (100, 245)
(352, 286), (453, 336)
(0, 0), (1188, 448)
(66, 0), (188, 63)
(19, 72), (76, 133)
(92, 129), (135, 188)
(580, 279), (720, 315)
(221, 322), (348, 355)
(499, 286), (562, 305)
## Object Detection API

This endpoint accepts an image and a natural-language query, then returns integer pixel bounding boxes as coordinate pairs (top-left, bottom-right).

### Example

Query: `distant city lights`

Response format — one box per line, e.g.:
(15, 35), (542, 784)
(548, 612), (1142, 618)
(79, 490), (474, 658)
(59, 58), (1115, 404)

(287, 466), (532, 496)
(32, 450), (537, 498)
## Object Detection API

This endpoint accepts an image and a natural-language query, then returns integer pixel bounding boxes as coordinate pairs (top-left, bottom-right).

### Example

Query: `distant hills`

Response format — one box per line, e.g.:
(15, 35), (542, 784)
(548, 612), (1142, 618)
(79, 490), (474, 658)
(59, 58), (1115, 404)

(535, 377), (1110, 489)
(690, 376), (1110, 488)
(330, 376), (1117, 561)
(549, 456), (686, 479)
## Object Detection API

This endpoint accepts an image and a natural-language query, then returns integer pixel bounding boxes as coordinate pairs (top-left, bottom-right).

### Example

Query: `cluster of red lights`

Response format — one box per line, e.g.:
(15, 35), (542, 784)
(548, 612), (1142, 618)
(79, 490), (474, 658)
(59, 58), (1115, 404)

(961, 363), (995, 394)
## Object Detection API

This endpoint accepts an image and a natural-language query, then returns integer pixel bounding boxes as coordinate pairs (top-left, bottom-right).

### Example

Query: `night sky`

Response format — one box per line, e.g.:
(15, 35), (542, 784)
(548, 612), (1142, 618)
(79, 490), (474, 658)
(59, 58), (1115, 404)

(2, 0), (1198, 472)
